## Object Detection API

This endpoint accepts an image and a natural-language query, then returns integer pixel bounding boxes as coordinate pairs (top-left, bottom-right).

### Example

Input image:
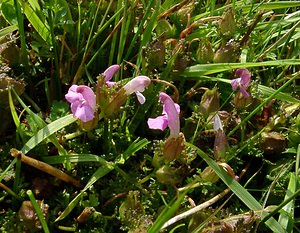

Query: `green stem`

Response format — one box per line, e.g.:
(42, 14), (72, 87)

(14, 0), (28, 67)
(47, 8), (61, 100)
(27, 190), (50, 233)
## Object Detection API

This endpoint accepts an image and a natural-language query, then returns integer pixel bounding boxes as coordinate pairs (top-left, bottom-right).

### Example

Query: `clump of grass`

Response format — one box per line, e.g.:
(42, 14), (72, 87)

(1, 0), (300, 232)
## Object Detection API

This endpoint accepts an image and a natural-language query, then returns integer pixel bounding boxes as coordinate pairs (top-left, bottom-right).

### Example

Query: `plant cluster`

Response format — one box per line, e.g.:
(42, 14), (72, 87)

(1, 0), (300, 232)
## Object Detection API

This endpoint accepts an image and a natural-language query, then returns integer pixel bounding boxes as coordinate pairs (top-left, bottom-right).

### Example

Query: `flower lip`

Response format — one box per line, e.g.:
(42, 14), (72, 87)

(147, 92), (180, 138)
(231, 68), (251, 97)
(65, 85), (96, 122)
(123, 76), (151, 104)
(103, 64), (120, 87)
(123, 76), (151, 95)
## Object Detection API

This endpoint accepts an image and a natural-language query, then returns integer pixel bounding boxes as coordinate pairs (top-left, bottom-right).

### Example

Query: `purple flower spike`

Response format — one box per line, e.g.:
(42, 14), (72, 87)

(231, 68), (251, 97)
(148, 92), (180, 138)
(123, 75), (151, 104)
(103, 64), (120, 87)
(65, 85), (96, 122)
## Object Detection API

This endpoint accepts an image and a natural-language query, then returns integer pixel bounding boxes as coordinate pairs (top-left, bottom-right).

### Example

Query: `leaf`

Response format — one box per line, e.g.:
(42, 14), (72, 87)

(54, 163), (114, 222)
(187, 142), (286, 233)
(21, 114), (77, 154)
(21, 1), (51, 43)
(1, 0), (17, 25)
(181, 60), (300, 77)
(54, 138), (149, 221)
(0, 25), (18, 37)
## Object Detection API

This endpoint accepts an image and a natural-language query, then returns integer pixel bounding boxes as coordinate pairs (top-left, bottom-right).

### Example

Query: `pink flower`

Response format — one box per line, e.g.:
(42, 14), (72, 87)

(123, 75), (151, 104)
(148, 92), (180, 138)
(103, 64), (120, 87)
(65, 85), (96, 122)
(231, 68), (251, 97)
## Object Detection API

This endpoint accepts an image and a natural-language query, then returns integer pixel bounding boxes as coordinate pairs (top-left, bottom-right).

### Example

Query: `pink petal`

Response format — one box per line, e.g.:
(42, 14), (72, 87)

(236, 68), (251, 88)
(159, 92), (180, 138)
(239, 87), (250, 98)
(163, 102), (180, 115)
(213, 114), (223, 132)
(123, 76), (151, 95)
(106, 81), (117, 88)
(77, 85), (96, 109)
(74, 104), (95, 122)
(103, 64), (120, 83)
(230, 78), (240, 91)
(147, 115), (168, 131)
(65, 85), (82, 103)
(136, 91), (146, 104)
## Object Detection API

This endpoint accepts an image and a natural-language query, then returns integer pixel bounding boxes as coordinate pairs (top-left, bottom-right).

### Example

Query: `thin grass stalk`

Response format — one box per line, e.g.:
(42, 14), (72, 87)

(135, 0), (160, 75)
(76, 0), (82, 52)
(27, 190), (50, 233)
(109, 0), (122, 67)
(87, 7), (124, 70)
(47, 8), (61, 100)
(260, 187), (300, 225)
(0, 159), (17, 183)
(0, 182), (18, 198)
(259, 20), (300, 59)
(123, 0), (155, 61)
(116, 0), (129, 65)
(72, 0), (102, 84)
(13, 0), (28, 67)
(12, 159), (21, 209)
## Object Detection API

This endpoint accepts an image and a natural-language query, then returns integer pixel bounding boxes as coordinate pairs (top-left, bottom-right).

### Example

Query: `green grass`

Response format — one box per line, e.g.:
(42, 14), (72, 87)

(1, 0), (300, 232)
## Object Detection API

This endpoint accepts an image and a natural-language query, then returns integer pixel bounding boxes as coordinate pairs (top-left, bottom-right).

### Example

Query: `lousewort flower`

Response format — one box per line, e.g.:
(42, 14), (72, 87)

(103, 75), (151, 118)
(148, 92), (184, 161)
(147, 92), (180, 138)
(231, 68), (251, 97)
(213, 114), (228, 161)
(103, 64), (120, 87)
(65, 85), (96, 122)
(123, 75), (151, 104)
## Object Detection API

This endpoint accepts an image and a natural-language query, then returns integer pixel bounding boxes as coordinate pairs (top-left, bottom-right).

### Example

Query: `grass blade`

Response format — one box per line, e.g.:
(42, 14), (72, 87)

(21, 114), (76, 154)
(181, 60), (300, 77)
(0, 24), (18, 37)
(22, 1), (51, 43)
(187, 142), (285, 233)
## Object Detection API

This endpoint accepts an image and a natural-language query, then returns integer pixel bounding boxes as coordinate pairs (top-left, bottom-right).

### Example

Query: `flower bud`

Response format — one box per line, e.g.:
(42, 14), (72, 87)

(213, 40), (240, 63)
(18, 200), (49, 231)
(156, 165), (180, 186)
(147, 40), (165, 69)
(155, 19), (175, 38)
(196, 40), (214, 64)
(103, 88), (127, 118)
(260, 131), (286, 156)
(199, 88), (220, 118)
(213, 129), (229, 161)
(163, 132), (185, 162)
(219, 7), (236, 37)
(233, 90), (253, 110)
(200, 166), (219, 183)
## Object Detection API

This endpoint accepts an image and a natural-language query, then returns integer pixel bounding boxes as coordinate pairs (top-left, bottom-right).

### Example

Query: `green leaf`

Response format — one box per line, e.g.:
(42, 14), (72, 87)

(42, 154), (109, 165)
(54, 138), (149, 221)
(54, 163), (114, 222)
(187, 142), (286, 233)
(21, 114), (77, 154)
(1, 0), (17, 24)
(0, 25), (18, 37)
(148, 192), (187, 233)
(182, 60), (300, 77)
(21, 1), (51, 43)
